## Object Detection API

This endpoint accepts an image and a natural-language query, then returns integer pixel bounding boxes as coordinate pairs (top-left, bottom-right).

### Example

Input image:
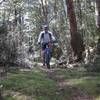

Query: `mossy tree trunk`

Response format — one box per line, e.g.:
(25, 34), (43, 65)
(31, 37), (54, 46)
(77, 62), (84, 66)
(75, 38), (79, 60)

(66, 0), (85, 62)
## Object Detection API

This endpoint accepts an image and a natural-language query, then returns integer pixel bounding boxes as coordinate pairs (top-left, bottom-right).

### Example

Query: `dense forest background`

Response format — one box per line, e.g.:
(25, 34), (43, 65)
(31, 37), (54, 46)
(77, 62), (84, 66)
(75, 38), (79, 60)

(0, 0), (100, 100)
(0, 0), (99, 67)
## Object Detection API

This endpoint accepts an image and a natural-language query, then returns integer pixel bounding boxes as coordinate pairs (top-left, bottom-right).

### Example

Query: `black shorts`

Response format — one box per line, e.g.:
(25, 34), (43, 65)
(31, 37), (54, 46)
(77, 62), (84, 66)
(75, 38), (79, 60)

(41, 43), (48, 50)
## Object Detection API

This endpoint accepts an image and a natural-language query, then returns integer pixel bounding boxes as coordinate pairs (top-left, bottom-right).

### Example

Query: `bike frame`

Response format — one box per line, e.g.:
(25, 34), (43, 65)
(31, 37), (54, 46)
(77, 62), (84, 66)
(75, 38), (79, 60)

(44, 42), (52, 69)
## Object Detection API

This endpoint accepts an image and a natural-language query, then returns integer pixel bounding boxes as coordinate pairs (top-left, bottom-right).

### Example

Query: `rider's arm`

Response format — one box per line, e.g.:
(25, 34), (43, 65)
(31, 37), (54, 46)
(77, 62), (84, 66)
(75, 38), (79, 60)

(37, 32), (43, 44)
(50, 32), (56, 42)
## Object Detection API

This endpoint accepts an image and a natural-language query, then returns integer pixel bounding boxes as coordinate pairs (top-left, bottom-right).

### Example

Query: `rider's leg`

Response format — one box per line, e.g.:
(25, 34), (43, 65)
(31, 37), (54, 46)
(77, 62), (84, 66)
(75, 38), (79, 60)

(45, 47), (52, 69)
(40, 49), (45, 66)
(41, 43), (46, 66)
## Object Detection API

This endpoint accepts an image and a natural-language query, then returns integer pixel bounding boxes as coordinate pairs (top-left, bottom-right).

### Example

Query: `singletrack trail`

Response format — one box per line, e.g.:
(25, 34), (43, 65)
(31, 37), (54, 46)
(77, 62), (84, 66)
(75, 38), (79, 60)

(39, 66), (94, 100)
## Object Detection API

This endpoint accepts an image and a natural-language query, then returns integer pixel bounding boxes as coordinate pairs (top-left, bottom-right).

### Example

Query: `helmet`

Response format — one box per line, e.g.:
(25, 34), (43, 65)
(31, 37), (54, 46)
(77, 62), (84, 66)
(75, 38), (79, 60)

(43, 25), (48, 30)
(43, 25), (48, 28)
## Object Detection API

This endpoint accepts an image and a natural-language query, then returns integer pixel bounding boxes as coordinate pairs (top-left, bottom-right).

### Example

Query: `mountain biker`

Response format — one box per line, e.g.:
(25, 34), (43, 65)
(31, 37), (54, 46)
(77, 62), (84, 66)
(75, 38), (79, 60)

(37, 25), (56, 66)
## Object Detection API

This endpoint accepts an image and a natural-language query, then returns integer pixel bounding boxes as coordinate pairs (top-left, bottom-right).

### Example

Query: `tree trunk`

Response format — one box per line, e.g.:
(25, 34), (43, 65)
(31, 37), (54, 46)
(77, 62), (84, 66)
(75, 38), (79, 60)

(96, 0), (100, 54)
(40, 0), (48, 24)
(66, 0), (85, 62)
(95, 0), (100, 29)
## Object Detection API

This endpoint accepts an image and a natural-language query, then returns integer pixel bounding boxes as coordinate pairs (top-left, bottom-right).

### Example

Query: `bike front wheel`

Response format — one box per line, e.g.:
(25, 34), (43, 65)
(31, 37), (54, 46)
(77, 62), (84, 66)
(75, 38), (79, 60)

(45, 53), (51, 69)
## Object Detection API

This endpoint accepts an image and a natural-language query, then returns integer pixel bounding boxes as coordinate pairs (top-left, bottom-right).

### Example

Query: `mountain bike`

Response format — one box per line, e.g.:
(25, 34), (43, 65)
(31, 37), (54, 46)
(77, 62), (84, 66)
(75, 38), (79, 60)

(44, 42), (52, 69)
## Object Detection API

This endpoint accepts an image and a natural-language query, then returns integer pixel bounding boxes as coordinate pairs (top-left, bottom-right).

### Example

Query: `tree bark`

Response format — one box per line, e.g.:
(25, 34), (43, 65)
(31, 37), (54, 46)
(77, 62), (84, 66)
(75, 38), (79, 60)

(40, 0), (48, 24)
(96, 0), (100, 54)
(66, 0), (85, 62)
(95, 0), (100, 28)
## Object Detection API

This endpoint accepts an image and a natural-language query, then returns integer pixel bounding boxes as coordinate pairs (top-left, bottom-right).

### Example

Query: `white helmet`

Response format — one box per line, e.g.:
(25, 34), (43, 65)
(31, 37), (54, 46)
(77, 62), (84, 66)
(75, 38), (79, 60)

(43, 25), (48, 29)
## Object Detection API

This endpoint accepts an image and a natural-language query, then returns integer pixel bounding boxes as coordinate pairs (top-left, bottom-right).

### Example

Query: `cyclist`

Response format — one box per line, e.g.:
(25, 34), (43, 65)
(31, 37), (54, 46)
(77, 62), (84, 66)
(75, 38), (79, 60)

(37, 25), (56, 67)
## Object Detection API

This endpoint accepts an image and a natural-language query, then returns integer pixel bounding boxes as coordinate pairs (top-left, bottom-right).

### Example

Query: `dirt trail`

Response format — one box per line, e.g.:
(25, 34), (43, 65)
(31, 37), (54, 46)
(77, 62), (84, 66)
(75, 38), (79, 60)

(44, 67), (95, 100)
(3, 66), (95, 100)
(4, 91), (35, 100)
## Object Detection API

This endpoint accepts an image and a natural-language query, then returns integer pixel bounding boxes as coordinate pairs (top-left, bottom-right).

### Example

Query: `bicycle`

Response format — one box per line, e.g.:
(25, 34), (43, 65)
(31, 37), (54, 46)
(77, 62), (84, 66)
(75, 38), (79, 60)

(44, 42), (52, 69)
(39, 42), (58, 69)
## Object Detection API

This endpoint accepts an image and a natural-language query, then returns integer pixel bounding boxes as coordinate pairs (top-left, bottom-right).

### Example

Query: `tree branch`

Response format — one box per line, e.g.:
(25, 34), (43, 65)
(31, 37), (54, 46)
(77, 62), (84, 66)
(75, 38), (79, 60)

(0, 0), (5, 5)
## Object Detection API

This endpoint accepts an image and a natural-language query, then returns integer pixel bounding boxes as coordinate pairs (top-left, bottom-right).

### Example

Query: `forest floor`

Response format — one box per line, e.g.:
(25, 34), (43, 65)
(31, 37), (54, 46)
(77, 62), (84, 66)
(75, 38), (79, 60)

(1, 65), (100, 100)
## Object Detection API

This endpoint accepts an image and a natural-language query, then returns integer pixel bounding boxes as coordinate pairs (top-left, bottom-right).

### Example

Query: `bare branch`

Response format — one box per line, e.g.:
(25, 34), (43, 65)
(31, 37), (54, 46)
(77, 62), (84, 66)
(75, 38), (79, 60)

(0, 0), (5, 5)
(48, 15), (56, 24)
